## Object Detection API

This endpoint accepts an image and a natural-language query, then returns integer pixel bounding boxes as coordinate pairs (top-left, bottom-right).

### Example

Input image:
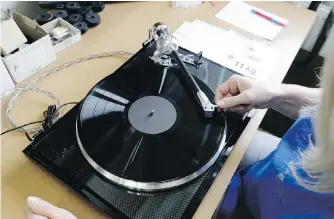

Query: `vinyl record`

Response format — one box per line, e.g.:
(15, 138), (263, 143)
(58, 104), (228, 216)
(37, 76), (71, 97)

(76, 61), (227, 192)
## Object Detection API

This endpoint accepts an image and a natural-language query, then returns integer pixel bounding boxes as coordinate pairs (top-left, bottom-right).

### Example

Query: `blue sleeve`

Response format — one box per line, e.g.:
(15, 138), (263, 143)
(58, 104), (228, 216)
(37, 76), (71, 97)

(216, 167), (254, 219)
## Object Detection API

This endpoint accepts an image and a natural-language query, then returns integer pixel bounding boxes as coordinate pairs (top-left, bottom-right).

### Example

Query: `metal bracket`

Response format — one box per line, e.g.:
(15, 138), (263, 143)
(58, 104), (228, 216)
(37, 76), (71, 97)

(150, 50), (202, 69)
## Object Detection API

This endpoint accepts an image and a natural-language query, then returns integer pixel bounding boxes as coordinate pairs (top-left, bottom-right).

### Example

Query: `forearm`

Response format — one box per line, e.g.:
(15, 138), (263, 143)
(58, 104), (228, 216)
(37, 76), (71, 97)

(271, 84), (322, 119)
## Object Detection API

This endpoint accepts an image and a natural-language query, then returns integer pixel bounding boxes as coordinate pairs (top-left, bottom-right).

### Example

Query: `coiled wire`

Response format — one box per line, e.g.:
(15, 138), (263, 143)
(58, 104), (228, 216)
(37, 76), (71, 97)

(1, 51), (133, 134)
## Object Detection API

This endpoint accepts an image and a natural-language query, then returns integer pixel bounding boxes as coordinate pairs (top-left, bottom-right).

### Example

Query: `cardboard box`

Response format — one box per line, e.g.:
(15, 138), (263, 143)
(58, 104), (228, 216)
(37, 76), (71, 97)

(42, 18), (81, 53)
(1, 59), (15, 93)
(1, 13), (28, 55)
(1, 11), (56, 83)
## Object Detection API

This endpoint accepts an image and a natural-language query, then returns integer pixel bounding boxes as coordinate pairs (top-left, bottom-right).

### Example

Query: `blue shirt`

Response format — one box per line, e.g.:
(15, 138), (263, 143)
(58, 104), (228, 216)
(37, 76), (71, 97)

(219, 117), (334, 219)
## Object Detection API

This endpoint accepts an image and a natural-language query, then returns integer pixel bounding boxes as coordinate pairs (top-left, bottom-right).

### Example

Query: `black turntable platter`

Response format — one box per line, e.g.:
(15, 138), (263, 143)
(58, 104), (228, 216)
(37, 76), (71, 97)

(76, 62), (227, 192)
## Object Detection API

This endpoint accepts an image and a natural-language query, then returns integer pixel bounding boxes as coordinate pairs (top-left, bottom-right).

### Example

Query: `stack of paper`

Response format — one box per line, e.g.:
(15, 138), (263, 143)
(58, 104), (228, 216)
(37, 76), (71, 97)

(173, 20), (280, 80)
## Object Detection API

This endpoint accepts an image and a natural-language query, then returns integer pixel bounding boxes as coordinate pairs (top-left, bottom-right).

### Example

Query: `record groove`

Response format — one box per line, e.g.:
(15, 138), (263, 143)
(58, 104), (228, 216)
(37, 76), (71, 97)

(76, 63), (227, 192)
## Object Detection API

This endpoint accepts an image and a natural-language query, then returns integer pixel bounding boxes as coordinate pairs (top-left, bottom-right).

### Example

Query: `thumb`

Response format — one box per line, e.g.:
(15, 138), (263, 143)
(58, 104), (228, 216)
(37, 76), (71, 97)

(217, 93), (248, 109)
(27, 196), (59, 218)
(25, 210), (48, 219)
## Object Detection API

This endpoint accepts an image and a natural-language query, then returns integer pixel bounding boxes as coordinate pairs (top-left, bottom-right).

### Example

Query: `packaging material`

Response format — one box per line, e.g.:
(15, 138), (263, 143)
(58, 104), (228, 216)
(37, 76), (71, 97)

(1, 11), (56, 83)
(0, 10), (27, 55)
(42, 18), (81, 53)
(1, 59), (15, 93)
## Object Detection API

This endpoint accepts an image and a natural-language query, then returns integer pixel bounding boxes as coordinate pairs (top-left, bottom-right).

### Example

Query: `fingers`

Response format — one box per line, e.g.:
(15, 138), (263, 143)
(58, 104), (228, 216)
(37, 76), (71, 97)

(26, 213), (48, 219)
(230, 105), (246, 112)
(215, 88), (224, 103)
(215, 75), (242, 102)
(27, 196), (59, 218)
(215, 90), (232, 105)
(25, 208), (48, 219)
(216, 92), (249, 109)
(229, 104), (254, 114)
(27, 196), (78, 219)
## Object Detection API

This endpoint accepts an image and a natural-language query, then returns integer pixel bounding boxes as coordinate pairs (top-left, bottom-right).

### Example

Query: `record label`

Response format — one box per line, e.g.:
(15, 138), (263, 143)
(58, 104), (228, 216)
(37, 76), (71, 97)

(128, 96), (177, 135)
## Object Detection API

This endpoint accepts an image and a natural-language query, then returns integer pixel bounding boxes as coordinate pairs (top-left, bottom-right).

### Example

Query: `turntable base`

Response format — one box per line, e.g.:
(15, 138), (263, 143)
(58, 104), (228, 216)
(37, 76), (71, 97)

(23, 41), (248, 218)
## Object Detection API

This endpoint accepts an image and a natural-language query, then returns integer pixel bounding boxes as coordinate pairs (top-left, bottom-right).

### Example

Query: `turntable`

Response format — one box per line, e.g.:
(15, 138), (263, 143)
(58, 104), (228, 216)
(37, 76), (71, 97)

(23, 23), (249, 219)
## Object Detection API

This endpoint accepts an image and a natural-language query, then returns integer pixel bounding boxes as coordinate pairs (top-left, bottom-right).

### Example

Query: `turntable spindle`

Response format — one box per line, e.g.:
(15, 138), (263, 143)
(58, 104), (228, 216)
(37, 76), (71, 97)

(148, 110), (155, 117)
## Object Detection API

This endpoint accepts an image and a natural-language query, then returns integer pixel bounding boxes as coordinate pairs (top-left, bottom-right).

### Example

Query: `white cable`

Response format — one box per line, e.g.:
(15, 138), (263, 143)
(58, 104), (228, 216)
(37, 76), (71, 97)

(1, 51), (133, 134)
(6, 87), (62, 133)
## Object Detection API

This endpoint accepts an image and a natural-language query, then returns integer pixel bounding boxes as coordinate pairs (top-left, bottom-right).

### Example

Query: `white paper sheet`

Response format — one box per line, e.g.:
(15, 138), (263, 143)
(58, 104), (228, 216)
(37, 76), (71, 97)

(215, 1), (288, 40)
(173, 20), (280, 80)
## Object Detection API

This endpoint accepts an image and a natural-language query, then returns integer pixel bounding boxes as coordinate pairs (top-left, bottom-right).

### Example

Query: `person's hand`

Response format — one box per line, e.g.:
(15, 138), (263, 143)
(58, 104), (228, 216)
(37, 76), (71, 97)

(25, 196), (77, 219)
(215, 75), (282, 113)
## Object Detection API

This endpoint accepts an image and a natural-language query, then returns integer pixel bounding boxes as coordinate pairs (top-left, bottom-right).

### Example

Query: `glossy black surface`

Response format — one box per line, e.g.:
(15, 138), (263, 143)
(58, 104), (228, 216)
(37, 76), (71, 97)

(77, 55), (226, 183)
(23, 40), (248, 219)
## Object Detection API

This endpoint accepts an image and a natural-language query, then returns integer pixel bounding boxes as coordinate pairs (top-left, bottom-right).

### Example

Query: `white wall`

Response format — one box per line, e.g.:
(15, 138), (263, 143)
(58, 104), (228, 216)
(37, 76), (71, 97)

(319, 1), (334, 59)
(1, 1), (42, 19)
(286, 1), (333, 59)
(319, 26), (334, 58)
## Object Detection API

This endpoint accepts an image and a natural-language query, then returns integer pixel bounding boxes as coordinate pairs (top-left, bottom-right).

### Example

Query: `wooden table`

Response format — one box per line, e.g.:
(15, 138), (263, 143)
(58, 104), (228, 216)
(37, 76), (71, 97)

(1, 2), (315, 219)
